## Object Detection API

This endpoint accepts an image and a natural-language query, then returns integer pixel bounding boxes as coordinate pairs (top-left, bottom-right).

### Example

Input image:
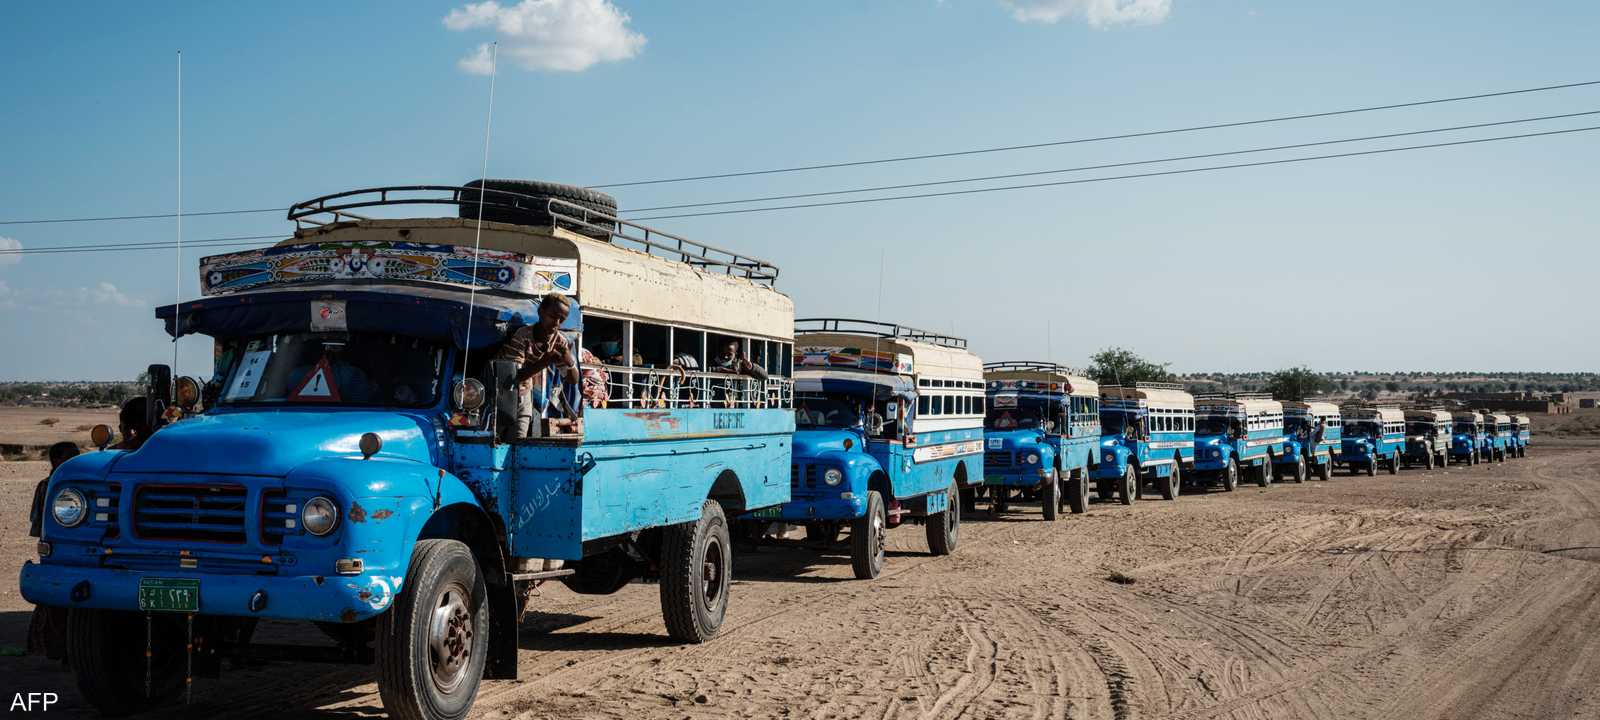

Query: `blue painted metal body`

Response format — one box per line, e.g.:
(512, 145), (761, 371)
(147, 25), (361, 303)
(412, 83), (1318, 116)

(1089, 410), (1194, 482)
(1193, 429), (1286, 474)
(1514, 421), (1531, 453)
(1482, 420), (1512, 458)
(1277, 413), (1341, 474)
(1450, 418), (1485, 462)
(1334, 420), (1405, 467)
(981, 398), (1099, 490)
(763, 425), (976, 522)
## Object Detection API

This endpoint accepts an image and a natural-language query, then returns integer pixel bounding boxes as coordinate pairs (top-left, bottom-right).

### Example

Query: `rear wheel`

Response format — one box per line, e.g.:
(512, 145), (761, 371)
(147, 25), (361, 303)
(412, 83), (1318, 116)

(68, 609), (186, 716)
(1316, 457), (1331, 482)
(1221, 458), (1239, 492)
(851, 491), (887, 580)
(1388, 452), (1400, 475)
(659, 501), (732, 642)
(1119, 464), (1138, 505)
(926, 483), (961, 555)
(1365, 456), (1378, 477)
(1041, 476), (1060, 521)
(377, 539), (489, 720)
(1159, 462), (1180, 501)
(1067, 470), (1089, 514)
(1255, 459), (1272, 488)
(1290, 455), (1307, 483)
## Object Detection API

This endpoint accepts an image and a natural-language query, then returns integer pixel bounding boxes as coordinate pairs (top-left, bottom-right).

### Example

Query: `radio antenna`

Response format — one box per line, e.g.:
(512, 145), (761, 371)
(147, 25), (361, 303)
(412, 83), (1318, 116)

(460, 41), (499, 381)
(172, 50), (183, 377)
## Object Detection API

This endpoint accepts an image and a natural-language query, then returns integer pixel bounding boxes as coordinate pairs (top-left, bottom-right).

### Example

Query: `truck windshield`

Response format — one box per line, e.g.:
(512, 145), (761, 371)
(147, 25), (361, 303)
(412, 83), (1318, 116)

(795, 393), (862, 429)
(218, 332), (446, 408)
(1406, 422), (1434, 435)
(1453, 421), (1477, 433)
(1100, 412), (1129, 435)
(985, 397), (1057, 430)
(1346, 421), (1380, 437)
(1196, 417), (1230, 436)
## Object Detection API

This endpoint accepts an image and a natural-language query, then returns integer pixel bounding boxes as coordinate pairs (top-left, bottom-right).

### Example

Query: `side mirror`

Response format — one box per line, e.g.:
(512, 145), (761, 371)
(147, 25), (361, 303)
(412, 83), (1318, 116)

(145, 364), (172, 430)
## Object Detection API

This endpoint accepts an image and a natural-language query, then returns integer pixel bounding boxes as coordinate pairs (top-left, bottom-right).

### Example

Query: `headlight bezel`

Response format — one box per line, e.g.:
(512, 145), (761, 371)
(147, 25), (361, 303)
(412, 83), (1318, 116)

(1025, 453), (1040, 465)
(52, 488), (87, 528)
(302, 496), (339, 536)
(822, 468), (844, 486)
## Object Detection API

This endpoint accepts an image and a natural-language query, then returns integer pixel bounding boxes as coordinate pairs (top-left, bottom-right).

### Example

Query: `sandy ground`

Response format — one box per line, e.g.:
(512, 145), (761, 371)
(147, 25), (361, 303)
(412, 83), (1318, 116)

(1, 437), (1598, 719)
(0, 406), (118, 457)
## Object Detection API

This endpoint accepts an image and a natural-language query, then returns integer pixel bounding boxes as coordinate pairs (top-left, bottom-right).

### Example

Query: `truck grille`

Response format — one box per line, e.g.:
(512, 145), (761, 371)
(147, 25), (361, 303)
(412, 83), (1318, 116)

(790, 464), (820, 490)
(133, 485), (248, 544)
(985, 450), (1013, 468)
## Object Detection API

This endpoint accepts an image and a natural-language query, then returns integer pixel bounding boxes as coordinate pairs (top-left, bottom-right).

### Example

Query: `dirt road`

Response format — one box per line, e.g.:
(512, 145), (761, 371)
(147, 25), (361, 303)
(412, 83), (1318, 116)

(3, 441), (1598, 719)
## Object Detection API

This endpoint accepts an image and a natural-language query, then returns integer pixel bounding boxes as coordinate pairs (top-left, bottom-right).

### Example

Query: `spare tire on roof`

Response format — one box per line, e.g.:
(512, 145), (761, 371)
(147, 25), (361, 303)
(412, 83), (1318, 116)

(456, 179), (618, 239)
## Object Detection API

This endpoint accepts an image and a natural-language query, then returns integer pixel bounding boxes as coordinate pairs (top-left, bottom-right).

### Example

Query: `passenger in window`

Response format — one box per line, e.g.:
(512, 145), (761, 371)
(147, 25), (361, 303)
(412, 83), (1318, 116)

(710, 339), (769, 381)
(577, 347), (608, 408)
(497, 295), (579, 434)
(113, 397), (153, 450)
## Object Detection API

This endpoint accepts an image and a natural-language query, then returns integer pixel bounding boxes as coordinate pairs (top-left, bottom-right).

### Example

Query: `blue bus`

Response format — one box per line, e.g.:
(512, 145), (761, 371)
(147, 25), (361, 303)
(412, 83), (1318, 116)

(1402, 409), (1452, 469)
(1450, 411), (1486, 465)
(1335, 406), (1407, 476)
(1193, 395), (1288, 489)
(754, 319), (981, 579)
(1512, 415), (1531, 457)
(980, 362), (1101, 519)
(1279, 401), (1342, 482)
(1091, 383), (1195, 502)
(1482, 413), (1513, 462)
(21, 182), (796, 718)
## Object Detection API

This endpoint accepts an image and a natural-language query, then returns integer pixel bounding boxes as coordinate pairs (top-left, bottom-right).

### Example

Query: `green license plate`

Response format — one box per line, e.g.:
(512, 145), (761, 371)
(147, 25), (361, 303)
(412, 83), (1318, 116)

(138, 577), (200, 613)
(751, 506), (783, 519)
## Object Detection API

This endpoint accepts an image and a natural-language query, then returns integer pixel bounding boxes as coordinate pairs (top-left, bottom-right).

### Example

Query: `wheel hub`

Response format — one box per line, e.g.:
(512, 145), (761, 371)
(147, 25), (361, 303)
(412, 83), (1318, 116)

(428, 584), (474, 693)
(702, 537), (725, 607)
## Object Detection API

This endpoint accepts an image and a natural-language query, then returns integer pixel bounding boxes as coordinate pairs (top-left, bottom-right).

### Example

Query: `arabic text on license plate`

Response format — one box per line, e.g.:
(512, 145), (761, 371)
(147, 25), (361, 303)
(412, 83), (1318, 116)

(138, 577), (200, 613)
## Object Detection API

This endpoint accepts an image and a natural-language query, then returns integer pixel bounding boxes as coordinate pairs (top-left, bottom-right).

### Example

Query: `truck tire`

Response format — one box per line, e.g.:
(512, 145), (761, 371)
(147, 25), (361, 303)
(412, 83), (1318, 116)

(68, 609), (185, 716)
(926, 483), (961, 555)
(1316, 457), (1331, 482)
(1388, 452), (1400, 475)
(1422, 450), (1434, 470)
(1365, 456), (1378, 477)
(1119, 464), (1139, 505)
(457, 179), (617, 238)
(1159, 462), (1180, 501)
(659, 500), (732, 642)
(1222, 458), (1239, 492)
(1067, 471), (1089, 514)
(377, 539), (489, 720)
(852, 491), (887, 579)
(1042, 475), (1060, 520)
(1255, 459), (1272, 488)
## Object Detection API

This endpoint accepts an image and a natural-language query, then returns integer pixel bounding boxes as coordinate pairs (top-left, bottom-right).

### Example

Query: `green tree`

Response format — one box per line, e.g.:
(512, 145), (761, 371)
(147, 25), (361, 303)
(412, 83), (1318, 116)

(1265, 366), (1333, 401)
(1086, 347), (1175, 386)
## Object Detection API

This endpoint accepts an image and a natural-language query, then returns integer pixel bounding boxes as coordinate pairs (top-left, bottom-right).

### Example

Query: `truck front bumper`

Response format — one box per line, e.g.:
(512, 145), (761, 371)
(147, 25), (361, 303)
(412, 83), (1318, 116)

(753, 494), (868, 522)
(983, 467), (1050, 488)
(20, 560), (399, 624)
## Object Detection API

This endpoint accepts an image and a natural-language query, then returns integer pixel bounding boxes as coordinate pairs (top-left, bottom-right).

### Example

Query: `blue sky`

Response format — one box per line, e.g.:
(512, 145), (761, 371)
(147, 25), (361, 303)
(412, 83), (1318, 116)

(2, 1), (1596, 380)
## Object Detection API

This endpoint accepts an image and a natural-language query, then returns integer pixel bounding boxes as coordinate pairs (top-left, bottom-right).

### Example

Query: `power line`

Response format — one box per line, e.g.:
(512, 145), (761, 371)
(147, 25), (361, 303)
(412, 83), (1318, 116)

(620, 110), (1600, 213)
(0, 207), (280, 226)
(588, 79), (1600, 188)
(6, 79), (1598, 227)
(0, 234), (281, 256)
(627, 124), (1600, 221)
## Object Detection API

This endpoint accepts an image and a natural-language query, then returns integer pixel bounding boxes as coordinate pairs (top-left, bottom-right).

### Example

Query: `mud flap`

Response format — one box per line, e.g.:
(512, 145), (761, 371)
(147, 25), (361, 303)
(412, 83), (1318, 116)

(484, 581), (520, 680)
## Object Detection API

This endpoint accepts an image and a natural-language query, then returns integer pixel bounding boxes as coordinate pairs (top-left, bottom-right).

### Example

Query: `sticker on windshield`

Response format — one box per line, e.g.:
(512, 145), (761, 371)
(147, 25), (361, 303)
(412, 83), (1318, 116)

(310, 300), (348, 332)
(289, 357), (342, 401)
(224, 349), (273, 401)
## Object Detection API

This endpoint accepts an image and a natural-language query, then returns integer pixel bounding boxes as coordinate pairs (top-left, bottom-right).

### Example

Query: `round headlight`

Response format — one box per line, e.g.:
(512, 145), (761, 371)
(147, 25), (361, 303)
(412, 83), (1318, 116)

(174, 376), (201, 409)
(1025, 453), (1039, 465)
(52, 488), (87, 528)
(1211, 449), (1221, 458)
(823, 468), (844, 486)
(302, 496), (339, 536)
(1104, 452), (1115, 462)
(451, 378), (485, 411)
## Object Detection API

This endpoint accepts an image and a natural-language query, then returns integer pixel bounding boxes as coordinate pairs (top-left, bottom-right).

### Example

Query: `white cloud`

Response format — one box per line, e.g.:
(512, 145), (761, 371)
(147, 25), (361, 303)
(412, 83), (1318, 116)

(444, 0), (647, 74)
(0, 280), (13, 309)
(0, 236), (21, 267)
(87, 282), (139, 307)
(1001, 0), (1171, 27)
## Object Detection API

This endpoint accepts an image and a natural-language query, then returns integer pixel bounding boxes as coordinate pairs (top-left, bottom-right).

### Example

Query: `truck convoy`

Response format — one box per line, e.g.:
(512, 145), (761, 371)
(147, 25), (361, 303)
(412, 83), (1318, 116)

(1336, 406), (1407, 476)
(980, 362), (1101, 519)
(1451, 411), (1486, 465)
(1192, 394), (1288, 489)
(1092, 383), (1195, 502)
(1403, 409), (1453, 469)
(1483, 413), (1514, 462)
(1279, 401), (1341, 482)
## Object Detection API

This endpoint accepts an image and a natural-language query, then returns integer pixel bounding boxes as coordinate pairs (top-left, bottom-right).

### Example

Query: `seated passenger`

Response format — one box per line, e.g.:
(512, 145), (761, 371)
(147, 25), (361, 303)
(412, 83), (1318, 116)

(993, 411), (1017, 429)
(710, 339), (769, 381)
(114, 397), (152, 450)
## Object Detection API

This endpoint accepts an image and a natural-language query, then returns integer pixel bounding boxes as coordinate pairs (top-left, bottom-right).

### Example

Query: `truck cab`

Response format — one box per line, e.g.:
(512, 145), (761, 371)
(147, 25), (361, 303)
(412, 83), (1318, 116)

(1193, 394), (1288, 489)
(753, 319), (979, 580)
(1482, 413), (1513, 462)
(21, 181), (795, 719)
(1335, 406), (1407, 476)
(1090, 383), (1195, 502)
(1402, 409), (1452, 469)
(1279, 401), (1342, 482)
(1450, 411), (1486, 465)
(980, 362), (1101, 519)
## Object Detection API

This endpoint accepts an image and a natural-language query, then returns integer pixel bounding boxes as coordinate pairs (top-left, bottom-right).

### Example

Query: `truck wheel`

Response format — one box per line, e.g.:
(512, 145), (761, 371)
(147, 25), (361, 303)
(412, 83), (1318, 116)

(1365, 456), (1378, 477)
(1222, 458), (1239, 492)
(926, 483), (961, 555)
(68, 609), (185, 716)
(1388, 452), (1400, 475)
(1119, 464), (1139, 505)
(1159, 463), (1180, 501)
(377, 539), (489, 720)
(659, 500), (732, 642)
(1042, 476), (1060, 521)
(1290, 456), (1307, 483)
(852, 491), (887, 579)
(1316, 458), (1331, 482)
(1067, 471), (1089, 514)
(1423, 451), (1434, 470)
(1255, 460), (1271, 488)
(457, 179), (617, 238)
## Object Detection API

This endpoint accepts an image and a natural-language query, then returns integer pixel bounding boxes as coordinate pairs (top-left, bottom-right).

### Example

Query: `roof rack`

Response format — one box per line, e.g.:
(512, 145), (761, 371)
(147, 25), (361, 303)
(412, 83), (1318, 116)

(285, 185), (780, 286)
(982, 361), (1079, 374)
(794, 318), (967, 349)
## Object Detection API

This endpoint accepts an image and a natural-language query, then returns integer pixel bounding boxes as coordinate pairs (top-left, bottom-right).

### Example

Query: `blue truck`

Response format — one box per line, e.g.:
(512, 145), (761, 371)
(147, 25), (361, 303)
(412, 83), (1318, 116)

(1512, 415), (1531, 457)
(754, 319), (981, 579)
(1450, 410), (1486, 465)
(1091, 383), (1195, 502)
(1402, 409), (1452, 469)
(1193, 394), (1288, 489)
(980, 362), (1101, 519)
(1335, 406), (1407, 476)
(1278, 401), (1342, 482)
(1482, 412), (1513, 462)
(21, 182), (796, 719)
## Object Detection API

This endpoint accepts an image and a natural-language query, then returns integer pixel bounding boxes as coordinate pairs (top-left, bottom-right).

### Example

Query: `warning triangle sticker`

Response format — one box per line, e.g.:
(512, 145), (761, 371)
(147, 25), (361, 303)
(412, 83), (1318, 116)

(289, 356), (342, 401)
